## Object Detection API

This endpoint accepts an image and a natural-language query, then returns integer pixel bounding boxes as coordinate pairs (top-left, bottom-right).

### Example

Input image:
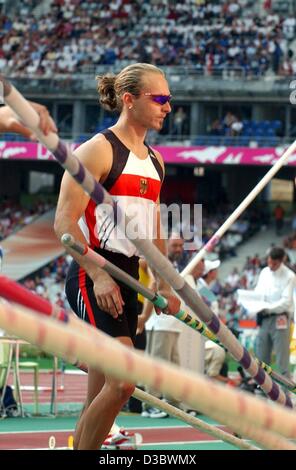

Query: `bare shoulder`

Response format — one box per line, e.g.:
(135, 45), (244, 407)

(74, 133), (113, 181)
(56, 132), (113, 217)
(75, 133), (112, 160)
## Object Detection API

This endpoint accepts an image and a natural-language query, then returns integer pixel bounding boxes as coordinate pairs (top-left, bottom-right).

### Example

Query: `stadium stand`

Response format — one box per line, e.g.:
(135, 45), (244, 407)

(0, 0), (295, 78)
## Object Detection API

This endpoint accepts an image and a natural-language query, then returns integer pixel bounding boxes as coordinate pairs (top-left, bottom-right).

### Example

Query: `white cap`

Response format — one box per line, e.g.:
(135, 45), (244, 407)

(203, 259), (220, 276)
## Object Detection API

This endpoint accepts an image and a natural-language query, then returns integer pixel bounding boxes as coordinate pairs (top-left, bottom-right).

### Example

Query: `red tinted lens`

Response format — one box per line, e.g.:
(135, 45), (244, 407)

(152, 95), (171, 105)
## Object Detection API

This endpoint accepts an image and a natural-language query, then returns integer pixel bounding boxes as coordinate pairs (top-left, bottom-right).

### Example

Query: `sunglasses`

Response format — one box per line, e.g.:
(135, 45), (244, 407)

(143, 93), (172, 105)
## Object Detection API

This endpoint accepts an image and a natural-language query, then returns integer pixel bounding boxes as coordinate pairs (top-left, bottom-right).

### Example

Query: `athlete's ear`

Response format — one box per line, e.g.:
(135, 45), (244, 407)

(122, 92), (134, 110)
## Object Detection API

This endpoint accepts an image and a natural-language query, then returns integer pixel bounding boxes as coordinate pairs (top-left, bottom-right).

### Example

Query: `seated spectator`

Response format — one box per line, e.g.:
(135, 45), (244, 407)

(209, 119), (223, 136)
(226, 268), (240, 289)
(230, 116), (243, 136)
(223, 112), (237, 134)
(205, 342), (229, 384)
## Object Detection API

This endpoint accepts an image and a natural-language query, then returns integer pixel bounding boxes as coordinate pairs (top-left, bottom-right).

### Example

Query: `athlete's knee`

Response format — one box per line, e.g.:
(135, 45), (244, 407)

(107, 380), (135, 403)
(118, 381), (135, 402)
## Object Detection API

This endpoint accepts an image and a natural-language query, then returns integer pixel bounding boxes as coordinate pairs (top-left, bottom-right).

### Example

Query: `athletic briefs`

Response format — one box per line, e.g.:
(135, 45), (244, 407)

(66, 248), (139, 342)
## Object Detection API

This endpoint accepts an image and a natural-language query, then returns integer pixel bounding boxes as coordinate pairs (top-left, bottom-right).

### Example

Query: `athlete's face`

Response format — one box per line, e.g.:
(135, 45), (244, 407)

(133, 73), (172, 130)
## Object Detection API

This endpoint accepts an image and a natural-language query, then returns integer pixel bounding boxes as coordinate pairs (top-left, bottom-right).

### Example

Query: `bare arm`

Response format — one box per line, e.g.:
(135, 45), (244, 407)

(54, 137), (107, 280)
(54, 135), (124, 318)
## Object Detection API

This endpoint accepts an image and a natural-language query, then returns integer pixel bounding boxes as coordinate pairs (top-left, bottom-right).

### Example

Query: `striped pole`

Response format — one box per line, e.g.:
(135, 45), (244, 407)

(62, 233), (296, 394)
(181, 141), (296, 276)
(0, 300), (296, 449)
(0, 74), (292, 408)
(0, 277), (260, 449)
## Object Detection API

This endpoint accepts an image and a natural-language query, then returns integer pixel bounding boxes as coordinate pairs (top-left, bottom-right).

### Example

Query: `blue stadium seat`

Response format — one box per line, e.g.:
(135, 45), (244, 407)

(261, 120), (270, 130)
(271, 120), (281, 130)
(250, 120), (259, 129)
(242, 127), (253, 136)
(266, 128), (275, 136)
(254, 127), (264, 137)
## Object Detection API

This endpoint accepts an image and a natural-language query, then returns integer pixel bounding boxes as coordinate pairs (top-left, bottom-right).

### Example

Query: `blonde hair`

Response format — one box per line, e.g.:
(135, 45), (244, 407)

(96, 63), (165, 112)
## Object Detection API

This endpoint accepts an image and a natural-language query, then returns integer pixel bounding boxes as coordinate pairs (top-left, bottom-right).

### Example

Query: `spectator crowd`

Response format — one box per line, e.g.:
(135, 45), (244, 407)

(0, 198), (53, 240)
(0, 0), (295, 77)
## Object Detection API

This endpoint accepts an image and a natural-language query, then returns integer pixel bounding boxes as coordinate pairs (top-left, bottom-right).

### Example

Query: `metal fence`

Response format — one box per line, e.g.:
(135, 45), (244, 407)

(4, 70), (296, 99)
(1, 132), (294, 148)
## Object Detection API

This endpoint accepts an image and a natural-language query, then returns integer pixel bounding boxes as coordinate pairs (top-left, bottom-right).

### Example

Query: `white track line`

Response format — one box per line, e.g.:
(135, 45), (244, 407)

(0, 423), (224, 435)
(16, 439), (232, 450)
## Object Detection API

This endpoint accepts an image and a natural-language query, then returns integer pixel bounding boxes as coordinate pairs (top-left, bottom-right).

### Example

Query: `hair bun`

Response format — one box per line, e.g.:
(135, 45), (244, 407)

(96, 74), (118, 112)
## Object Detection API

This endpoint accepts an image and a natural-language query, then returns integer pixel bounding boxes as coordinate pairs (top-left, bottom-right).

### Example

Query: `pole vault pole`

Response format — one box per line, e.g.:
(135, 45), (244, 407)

(0, 74), (292, 407)
(181, 143), (296, 276)
(60, 233), (296, 394)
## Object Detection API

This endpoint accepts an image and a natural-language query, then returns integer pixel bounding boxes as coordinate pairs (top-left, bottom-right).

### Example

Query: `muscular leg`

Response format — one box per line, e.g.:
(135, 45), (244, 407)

(73, 368), (105, 449)
(76, 336), (135, 450)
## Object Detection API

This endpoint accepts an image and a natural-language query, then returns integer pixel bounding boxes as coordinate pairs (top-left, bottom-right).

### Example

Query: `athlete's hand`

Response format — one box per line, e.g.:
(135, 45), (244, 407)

(156, 289), (181, 316)
(136, 314), (146, 335)
(29, 101), (57, 136)
(93, 271), (125, 318)
(0, 103), (57, 139)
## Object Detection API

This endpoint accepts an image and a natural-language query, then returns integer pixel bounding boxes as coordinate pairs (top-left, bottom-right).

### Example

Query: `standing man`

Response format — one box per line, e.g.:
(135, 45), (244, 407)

(255, 247), (296, 378)
(192, 258), (239, 386)
(54, 63), (180, 449)
(143, 233), (185, 417)
(198, 259), (230, 384)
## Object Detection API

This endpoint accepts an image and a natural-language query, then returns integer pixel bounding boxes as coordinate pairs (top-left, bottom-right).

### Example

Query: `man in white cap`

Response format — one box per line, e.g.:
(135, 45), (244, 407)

(198, 259), (234, 384)
(203, 259), (221, 282)
(141, 233), (185, 418)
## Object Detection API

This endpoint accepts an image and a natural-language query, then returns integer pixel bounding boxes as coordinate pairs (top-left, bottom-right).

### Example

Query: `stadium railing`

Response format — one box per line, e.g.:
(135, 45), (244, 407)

(0, 132), (295, 148)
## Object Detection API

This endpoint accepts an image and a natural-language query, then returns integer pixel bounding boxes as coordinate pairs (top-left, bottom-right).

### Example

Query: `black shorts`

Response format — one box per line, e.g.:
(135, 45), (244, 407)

(65, 248), (139, 343)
